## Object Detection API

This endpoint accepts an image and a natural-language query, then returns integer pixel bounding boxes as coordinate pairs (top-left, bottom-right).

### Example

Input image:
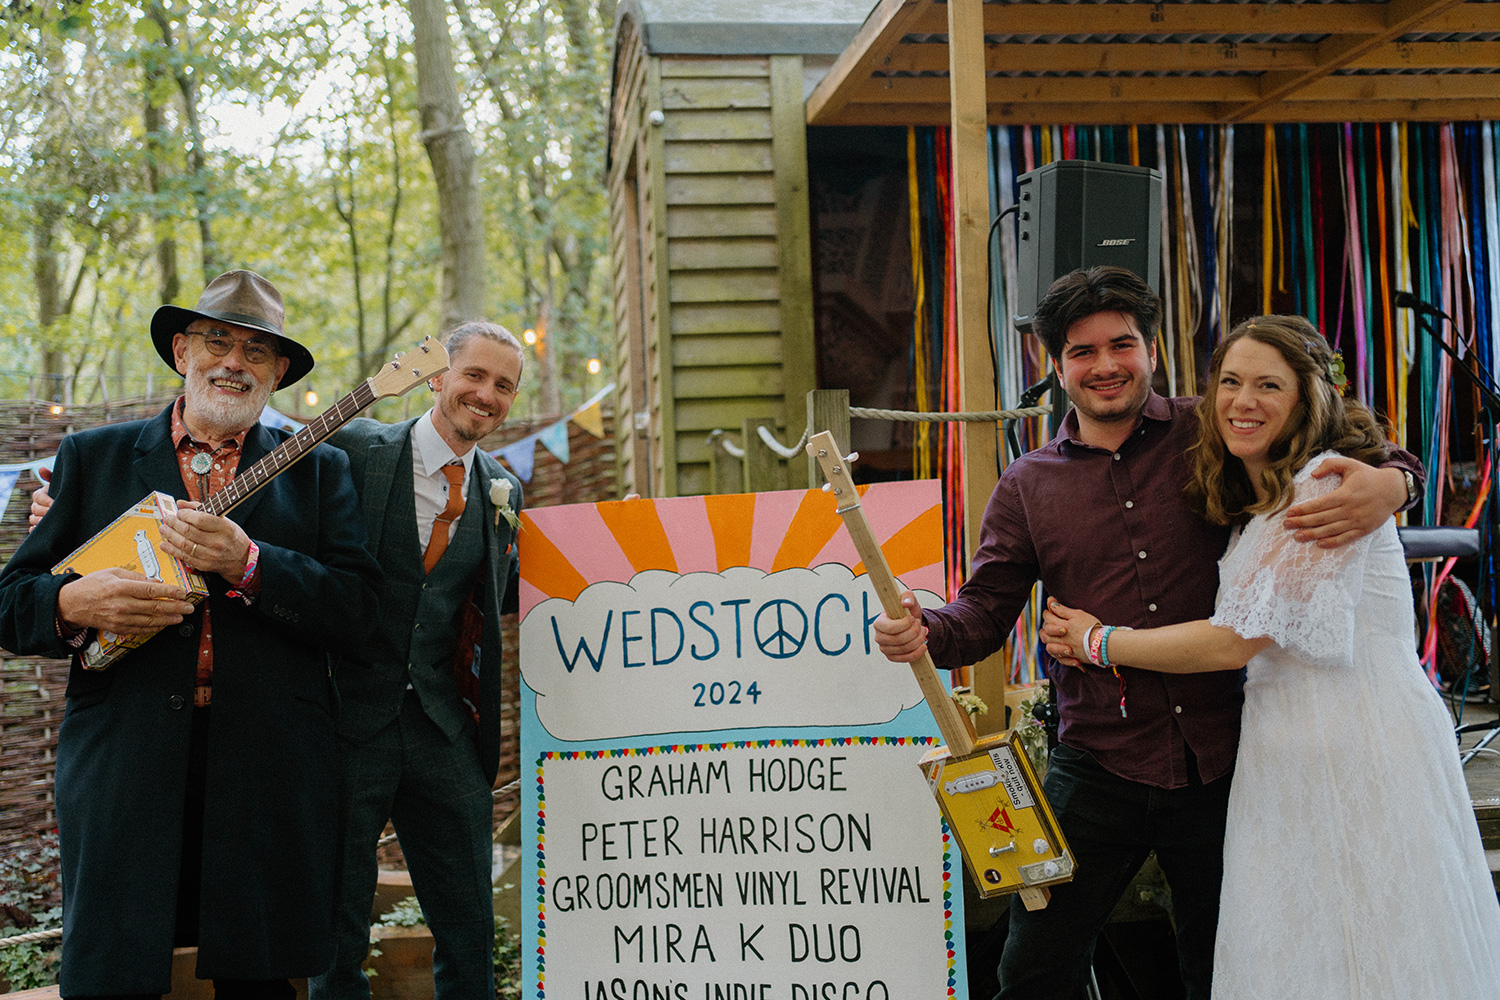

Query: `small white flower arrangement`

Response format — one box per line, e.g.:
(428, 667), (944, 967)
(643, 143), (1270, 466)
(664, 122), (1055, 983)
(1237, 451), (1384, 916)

(490, 477), (521, 531)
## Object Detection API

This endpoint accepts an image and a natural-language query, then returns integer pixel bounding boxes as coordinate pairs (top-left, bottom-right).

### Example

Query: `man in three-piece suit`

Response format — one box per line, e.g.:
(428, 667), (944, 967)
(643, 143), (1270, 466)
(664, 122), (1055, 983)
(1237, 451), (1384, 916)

(310, 321), (524, 999)
(0, 269), (381, 999)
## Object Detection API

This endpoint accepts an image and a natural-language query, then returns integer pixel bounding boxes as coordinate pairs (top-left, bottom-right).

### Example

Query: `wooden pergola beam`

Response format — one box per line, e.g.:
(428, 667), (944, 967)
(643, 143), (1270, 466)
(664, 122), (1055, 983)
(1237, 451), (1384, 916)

(1226, 0), (1474, 121)
(838, 66), (1500, 109)
(911, 0), (1500, 37)
(805, 0), (929, 125)
(822, 96), (1500, 127)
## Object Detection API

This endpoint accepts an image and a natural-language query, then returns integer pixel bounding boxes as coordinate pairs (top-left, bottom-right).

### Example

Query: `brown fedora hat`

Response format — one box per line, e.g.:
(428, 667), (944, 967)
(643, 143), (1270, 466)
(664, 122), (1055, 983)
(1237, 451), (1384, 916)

(150, 270), (315, 389)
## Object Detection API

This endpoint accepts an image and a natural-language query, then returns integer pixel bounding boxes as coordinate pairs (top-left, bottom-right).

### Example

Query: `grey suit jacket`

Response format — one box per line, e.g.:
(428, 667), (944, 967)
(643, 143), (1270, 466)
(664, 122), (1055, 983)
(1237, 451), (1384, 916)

(327, 416), (520, 783)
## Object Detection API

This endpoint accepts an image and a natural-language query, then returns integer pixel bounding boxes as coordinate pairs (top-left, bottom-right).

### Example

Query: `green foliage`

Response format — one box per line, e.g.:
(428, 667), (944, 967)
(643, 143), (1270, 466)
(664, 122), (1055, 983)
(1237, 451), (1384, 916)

(1015, 687), (1051, 776)
(0, 834), (62, 990)
(372, 894), (524, 999)
(0, 0), (614, 414)
(494, 916), (523, 999)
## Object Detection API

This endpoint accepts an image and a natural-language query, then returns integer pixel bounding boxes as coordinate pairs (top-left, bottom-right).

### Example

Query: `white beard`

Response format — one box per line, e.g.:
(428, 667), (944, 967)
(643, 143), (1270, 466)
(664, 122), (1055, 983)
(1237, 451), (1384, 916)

(184, 365), (272, 439)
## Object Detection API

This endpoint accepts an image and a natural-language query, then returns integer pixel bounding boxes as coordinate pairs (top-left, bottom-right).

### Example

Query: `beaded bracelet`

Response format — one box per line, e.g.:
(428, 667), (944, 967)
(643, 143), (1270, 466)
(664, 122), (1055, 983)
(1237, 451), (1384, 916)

(1098, 625), (1134, 718)
(1085, 624), (1104, 666)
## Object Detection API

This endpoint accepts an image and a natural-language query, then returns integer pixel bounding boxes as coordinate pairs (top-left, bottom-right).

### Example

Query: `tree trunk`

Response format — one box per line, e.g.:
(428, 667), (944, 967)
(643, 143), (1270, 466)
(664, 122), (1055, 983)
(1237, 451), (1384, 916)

(33, 202), (62, 382)
(142, 68), (180, 305)
(408, 0), (487, 330)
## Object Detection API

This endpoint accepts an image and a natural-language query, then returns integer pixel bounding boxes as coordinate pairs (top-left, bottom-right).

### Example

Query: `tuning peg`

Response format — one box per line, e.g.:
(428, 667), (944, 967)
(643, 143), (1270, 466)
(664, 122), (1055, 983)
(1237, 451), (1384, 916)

(815, 447), (828, 458)
(419, 339), (433, 352)
(846, 451), (859, 463)
(821, 483), (832, 493)
(394, 351), (406, 360)
(411, 369), (423, 378)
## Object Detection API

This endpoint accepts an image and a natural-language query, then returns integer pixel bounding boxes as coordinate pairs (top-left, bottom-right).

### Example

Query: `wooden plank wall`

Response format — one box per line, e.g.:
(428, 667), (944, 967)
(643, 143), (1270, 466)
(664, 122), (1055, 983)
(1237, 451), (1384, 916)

(609, 39), (819, 497)
(662, 55), (805, 496)
(608, 16), (658, 497)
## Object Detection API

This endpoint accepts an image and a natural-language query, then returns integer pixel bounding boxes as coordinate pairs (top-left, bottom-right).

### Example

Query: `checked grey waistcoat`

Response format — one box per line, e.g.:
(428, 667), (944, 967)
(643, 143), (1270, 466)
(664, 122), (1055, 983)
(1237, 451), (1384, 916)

(372, 458), (485, 743)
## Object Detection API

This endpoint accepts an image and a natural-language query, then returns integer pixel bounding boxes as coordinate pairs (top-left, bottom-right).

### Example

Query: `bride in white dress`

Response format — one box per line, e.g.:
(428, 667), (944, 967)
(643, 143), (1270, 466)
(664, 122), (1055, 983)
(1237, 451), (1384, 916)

(1045, 315), (1500, 999)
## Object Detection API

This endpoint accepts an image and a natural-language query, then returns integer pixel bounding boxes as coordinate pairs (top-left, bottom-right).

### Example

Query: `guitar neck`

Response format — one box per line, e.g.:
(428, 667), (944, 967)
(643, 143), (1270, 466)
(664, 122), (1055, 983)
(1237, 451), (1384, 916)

(806, 432), (976, 755)
(203, 379), (377, 517)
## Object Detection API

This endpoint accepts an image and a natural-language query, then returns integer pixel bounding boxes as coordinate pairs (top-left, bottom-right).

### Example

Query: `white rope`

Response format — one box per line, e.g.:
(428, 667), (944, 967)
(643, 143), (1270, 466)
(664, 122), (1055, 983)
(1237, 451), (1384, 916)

(848, 404), (1052, 423)
(0, 926), (61, 947)
(757, 424), (810, 459)
(704, 402), (1054, 462)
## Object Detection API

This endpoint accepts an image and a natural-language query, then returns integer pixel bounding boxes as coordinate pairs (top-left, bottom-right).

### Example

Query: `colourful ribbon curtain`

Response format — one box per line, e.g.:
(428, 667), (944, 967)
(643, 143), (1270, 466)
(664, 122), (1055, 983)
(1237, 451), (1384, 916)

(906, 120), (1500, 693)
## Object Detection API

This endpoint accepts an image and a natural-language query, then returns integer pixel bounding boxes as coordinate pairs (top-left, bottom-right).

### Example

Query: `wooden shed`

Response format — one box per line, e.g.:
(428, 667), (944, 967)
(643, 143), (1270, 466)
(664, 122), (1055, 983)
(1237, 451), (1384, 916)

(607, 0), (872, 497)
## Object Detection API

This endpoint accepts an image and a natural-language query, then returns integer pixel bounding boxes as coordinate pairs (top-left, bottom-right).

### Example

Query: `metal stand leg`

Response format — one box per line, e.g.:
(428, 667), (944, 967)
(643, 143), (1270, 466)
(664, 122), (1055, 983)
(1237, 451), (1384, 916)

(1085, 965), (1103, 1000)
(1460, 719), (1500, 767)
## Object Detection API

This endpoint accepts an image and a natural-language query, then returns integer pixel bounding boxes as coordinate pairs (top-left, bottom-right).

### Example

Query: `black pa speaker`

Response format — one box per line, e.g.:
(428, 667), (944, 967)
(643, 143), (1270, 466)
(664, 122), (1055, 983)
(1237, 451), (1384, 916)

(1012, 160), (1163, 331)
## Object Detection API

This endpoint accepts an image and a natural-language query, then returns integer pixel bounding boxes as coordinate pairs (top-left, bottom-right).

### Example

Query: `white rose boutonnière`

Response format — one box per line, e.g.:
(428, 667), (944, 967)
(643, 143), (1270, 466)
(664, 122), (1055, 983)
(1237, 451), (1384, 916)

(490, 477), (521, 532)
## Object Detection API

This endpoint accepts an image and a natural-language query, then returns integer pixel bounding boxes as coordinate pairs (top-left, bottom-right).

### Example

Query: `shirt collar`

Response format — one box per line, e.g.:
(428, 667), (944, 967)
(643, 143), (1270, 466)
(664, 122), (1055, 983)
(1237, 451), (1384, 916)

(412, 409), (476, 480)
(1057, 390), (1173, 449)
(170, 395), (249, 453)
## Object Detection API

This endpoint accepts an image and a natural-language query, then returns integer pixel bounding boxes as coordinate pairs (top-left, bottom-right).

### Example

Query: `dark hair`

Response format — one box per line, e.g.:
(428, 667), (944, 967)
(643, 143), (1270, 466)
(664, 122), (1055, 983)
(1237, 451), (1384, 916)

(1186, 314), (1390, 524)
(1031, 266), (1162, 360)
(442, 321), (524, 373)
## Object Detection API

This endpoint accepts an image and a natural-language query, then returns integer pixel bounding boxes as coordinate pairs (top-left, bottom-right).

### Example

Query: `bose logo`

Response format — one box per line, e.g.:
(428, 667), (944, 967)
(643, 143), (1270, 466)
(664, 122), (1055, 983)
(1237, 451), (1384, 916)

(1097, 238), (1136, 247)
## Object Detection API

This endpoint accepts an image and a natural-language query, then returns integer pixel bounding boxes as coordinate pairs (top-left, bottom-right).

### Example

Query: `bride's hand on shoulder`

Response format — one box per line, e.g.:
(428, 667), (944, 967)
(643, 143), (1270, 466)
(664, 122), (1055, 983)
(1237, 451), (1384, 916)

(1043, 598), (1099, 667)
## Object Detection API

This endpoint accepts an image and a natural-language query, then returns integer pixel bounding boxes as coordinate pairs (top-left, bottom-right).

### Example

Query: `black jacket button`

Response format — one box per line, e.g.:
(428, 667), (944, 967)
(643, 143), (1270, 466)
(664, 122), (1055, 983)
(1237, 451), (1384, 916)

(169, 695), (185, 710)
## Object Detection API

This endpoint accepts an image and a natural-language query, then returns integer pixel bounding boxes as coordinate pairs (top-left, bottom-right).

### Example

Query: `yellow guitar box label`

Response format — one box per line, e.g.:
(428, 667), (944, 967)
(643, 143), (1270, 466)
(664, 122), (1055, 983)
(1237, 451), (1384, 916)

(51, 491), (210, 670)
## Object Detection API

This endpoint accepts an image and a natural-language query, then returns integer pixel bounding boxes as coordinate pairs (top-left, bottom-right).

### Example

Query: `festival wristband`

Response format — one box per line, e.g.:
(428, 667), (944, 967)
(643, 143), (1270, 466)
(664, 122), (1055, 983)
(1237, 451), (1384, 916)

(1085, 624), (1104, 666)
(236, 540), (260, 589)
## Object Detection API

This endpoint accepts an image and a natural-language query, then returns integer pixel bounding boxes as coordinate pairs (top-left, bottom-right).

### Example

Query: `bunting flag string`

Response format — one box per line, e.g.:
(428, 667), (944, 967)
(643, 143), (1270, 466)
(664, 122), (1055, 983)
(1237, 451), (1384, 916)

(491, 383), (615, 482)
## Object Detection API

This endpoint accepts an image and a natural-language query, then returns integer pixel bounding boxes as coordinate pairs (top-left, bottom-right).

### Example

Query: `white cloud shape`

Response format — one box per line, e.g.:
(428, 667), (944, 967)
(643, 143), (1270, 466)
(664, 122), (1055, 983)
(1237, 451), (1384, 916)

(520, 565), (943, 742)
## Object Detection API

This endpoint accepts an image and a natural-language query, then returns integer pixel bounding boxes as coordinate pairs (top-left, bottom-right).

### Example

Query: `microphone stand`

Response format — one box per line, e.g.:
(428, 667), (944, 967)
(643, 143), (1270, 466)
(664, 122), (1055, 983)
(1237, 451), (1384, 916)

(1400, 296), (1500, 765)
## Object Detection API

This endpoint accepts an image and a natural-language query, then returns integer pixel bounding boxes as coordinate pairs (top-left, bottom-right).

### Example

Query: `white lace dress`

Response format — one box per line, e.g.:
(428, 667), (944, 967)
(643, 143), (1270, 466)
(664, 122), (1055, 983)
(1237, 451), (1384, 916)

(1208, 454), (1500, 999)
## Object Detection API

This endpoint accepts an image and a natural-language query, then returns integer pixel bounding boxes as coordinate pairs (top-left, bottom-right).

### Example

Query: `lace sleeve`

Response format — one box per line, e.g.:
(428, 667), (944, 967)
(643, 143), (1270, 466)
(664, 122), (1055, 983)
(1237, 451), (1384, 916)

(1208, 455), (1374, 668)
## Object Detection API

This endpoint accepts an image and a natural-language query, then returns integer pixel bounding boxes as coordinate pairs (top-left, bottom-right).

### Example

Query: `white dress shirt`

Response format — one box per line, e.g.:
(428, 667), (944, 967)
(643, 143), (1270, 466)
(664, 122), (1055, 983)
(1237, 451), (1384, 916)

(410, 410), (476, 551)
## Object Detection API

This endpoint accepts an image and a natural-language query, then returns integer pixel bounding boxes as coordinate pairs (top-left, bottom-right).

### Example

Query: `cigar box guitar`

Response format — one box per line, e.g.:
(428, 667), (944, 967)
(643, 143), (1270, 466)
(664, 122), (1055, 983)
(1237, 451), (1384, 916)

(53, 336), (451, 670)
(806, 431), (1073, 910)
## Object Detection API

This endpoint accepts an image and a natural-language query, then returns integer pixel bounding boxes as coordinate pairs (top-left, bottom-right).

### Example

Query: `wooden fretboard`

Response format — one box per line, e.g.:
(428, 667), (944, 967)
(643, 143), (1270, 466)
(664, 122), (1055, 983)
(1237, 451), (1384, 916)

(202, 379), (379, 517)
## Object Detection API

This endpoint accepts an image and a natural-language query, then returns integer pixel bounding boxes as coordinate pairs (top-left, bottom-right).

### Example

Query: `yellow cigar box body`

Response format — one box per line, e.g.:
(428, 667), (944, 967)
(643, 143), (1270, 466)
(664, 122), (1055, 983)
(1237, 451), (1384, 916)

(51, 491), (210, 670)
(920, 729), (1074, 899)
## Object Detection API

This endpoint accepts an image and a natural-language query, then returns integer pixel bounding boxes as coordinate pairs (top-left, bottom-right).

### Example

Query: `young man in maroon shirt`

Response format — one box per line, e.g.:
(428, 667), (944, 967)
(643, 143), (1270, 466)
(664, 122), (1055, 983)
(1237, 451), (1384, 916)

(874, 266), (1421, 1000)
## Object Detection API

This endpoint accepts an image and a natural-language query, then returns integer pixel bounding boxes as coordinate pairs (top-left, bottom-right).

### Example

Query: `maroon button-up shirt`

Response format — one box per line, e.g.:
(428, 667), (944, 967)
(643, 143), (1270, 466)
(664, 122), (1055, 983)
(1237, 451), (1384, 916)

(923, 391), (1418, 789)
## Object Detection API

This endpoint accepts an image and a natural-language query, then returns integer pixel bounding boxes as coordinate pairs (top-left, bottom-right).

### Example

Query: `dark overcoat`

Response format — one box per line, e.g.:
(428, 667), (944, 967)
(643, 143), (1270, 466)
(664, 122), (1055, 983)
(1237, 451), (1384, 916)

(326, 416), (519, 784)
(0, 404), (380, 995)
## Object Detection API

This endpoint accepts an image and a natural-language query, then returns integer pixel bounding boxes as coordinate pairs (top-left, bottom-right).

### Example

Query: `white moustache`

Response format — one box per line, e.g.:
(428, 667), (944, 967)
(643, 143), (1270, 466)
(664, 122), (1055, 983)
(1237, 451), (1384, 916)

(204, 367), (259, 392)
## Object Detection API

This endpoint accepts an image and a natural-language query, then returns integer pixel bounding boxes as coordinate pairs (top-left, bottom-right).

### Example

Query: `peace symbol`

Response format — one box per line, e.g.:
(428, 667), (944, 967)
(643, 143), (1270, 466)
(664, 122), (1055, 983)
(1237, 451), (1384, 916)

(754, 600), (808, 659)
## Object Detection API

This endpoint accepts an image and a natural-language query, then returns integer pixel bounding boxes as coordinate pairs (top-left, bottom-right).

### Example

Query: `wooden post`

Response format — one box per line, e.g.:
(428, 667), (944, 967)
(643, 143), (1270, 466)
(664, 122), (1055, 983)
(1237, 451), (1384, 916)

(708, 430), (742, 496)
(805, 389), (851, 487)
(741, 417), (787, 493)
(947, 0), (1010, 738)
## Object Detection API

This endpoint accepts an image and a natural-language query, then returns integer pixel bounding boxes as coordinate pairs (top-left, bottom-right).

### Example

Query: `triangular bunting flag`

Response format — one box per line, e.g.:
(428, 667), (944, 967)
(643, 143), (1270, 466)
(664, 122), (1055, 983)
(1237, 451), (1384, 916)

(0, 470), (19, 519)
(497, 437), (537, 482)
(259, 406), (304, 432)
(572, 400), (605, 439)
(539, 420), (570, 464)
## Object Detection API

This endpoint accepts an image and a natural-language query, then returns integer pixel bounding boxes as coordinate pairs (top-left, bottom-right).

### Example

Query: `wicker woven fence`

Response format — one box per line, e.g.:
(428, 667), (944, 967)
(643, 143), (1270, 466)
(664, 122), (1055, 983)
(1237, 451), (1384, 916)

(0, 396), (618, 852)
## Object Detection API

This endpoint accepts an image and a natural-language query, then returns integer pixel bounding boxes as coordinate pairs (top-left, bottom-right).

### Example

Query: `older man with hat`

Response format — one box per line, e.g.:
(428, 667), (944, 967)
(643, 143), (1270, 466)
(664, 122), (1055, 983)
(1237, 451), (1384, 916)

(0, 270), (380, 999)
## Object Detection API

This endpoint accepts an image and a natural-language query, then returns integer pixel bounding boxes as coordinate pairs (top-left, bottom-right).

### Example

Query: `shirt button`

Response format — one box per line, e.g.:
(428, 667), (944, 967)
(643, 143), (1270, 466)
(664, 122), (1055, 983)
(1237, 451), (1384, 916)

(177, 624), (193, 636)
(1113, 453), (1121, 461)
(1174, 705), (1182, 714)
(169, 695), (185, 710)
(1137, 551), (1147, 559)
(1125, 501), (1134, 509)
(1148, 603), (1158, 612)
(414, 623), (422, 631)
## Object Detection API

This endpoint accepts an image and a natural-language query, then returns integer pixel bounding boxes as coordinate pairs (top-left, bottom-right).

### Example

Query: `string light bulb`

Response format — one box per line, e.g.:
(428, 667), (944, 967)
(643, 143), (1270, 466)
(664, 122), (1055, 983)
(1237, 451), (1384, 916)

(523, 328), (537, 346)
(304, 388), (319, 408)
(587, 358), (601, 375)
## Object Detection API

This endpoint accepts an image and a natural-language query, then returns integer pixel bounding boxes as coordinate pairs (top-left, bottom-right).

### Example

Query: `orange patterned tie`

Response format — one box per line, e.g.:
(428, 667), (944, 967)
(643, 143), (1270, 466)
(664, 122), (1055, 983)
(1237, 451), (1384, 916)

(422, 463), (467, 573)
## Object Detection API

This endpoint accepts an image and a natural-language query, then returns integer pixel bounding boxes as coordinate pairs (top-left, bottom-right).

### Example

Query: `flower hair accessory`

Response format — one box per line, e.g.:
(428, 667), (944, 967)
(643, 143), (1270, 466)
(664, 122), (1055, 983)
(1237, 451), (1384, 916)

(1326, 350), (1349, 396)
(490, 477), (521, 531)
